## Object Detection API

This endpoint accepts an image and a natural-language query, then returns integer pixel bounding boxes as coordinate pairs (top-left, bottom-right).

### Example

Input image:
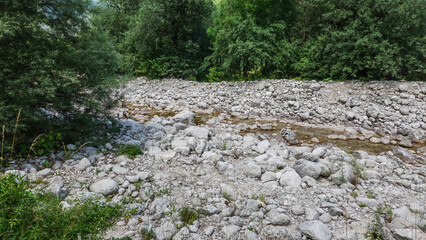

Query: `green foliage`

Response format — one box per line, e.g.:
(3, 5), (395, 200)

(204, 0), (297, 79)
(140, 228), (157, 240)
(33, 131), (62, 156)
(123, 0), (213, 79)
(0, 174), (123, 239)
(116, 145), (143, 159)
(178, 207), (198, 226)
(365, 213), (385, 240)
(0, 0), (120, 148)
(295, 0), (425, 80)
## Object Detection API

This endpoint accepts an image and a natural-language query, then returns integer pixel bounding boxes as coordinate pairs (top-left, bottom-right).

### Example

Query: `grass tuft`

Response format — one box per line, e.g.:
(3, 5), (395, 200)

(117, 145), (143, 159)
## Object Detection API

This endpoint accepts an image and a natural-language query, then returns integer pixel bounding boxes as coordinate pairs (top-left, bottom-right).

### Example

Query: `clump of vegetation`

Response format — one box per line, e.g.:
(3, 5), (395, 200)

(141, 227), (156, 240)
(0, 174), (123, 239)
(365, 205), (393, 240)
(117, 145), (143, 159)
(350, 159), (365, 185)
(365, 213), (385, 240)
(178, 207), (199, 226)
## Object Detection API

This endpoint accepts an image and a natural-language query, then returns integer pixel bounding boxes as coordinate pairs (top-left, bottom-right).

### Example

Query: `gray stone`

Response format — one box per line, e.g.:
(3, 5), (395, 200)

(280, 128), (298, 145)
(259, 226), (302, 240)
(46, 176), (65, 197)
(66, 144), (76, 151)
(172, 110), (195, 125)
(112, 165), (129, 175)
(222, 225), (241, 238)
(294, 160), (322, 180)
(267, 210), (291, 226)
(399, 84), (408, 92)
(254, 140), (270, 154)
(77, 158), (91, 171)
(245, 230), (259, 240)
(245, 163), (262, 178)
(279, 169), (301, 189)
(105, 143), (113, 150)
(155, 222), (178, 240)
(298, 220), (332, 240)
(37, 168), (53, 178)
(393, 147), (416, 164)
(319, 213), (331, 223)
(89, 179), (119, 196)
(220, 183), (238, 201)
(330, 164), (354, 185)
(204, 226), (215, 236)
(292, 205), (305, 216)
(261, 171), (277, 183)
(185, 126), (209, 140)
(305, 208), (319, 221)
(393, 228), (424, 240)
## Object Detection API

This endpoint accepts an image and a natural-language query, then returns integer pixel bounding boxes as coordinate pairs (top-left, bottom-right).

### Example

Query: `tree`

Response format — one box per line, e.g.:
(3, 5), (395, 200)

(0, 0), (119, 140)
(91, 0), (141, 51)
(124, 0), (213, 79)
(294, 0), (426, 80)
(205, 0), (296, 80)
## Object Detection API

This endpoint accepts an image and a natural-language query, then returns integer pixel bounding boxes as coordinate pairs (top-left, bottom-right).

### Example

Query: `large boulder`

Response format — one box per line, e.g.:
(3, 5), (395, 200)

(297, 220), (333, 240)
(279, 169), (301, 189)
(172, 111), (195, 125)
(294, 160), (322, 180)
(89, 179), (119, 196)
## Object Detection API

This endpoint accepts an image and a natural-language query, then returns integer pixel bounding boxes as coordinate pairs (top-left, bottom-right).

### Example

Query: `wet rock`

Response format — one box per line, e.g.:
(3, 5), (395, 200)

(280, 128), (298, 145)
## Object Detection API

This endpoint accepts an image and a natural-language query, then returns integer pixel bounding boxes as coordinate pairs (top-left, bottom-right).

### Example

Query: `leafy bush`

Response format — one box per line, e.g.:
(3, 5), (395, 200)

(123, 0), (213, 79)
(0, 0), (120, 146)
(296, 0), (425, 80)
(140, 228), (156, 240)
(0, 174), (123, 240)
(179, 207), (198, 226)
(33, 131), (63, 156)
(116, 145), (143, 159)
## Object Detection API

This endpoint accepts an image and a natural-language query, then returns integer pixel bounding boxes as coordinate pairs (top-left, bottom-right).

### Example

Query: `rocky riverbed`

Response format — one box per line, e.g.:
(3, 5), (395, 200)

(3, 78), (426, 239)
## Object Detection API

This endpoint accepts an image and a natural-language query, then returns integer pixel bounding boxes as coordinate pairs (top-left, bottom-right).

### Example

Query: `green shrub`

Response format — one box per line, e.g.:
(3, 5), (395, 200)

(0, 0), (119, 146)
(116, 145), (143, 159)
(123, 0), (213, 78)
(0, 174), (123, 240)
(178, 207), (198, 226)
(140, 228), (156, 240)
(33, 131), (63, 156)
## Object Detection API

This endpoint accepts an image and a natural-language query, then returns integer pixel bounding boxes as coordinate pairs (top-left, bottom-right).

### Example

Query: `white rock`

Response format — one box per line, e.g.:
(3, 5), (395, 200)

(297, 220), (333, 240)
(245, 163), (262, 178)
(279, 169), (301, 189)
(77, 158), (91, 171)
(185, 126), (209, 140)
(89, 179), (119, 196)
(112, 165), (129, 175)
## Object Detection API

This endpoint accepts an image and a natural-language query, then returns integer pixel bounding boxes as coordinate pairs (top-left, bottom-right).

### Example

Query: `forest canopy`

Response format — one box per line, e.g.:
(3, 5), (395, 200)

(93, 0), (425, 81)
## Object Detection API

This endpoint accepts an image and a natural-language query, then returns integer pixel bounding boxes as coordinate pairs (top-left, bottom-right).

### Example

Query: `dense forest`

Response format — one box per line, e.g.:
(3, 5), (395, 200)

(0, 0), (425, 153)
